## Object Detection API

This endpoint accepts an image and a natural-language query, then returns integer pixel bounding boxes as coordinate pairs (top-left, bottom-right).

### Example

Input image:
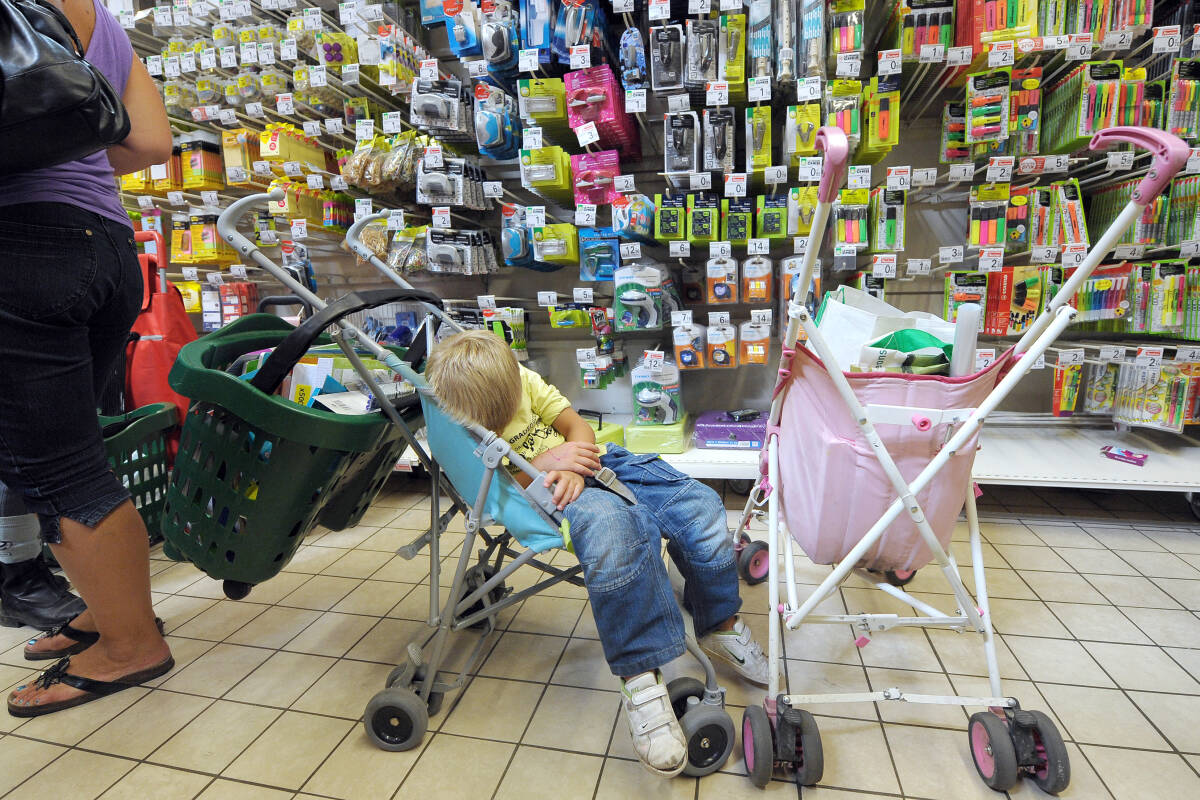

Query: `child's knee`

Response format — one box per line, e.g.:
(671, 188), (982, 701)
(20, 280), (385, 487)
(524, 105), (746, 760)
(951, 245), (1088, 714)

(566, 491), (655, 591)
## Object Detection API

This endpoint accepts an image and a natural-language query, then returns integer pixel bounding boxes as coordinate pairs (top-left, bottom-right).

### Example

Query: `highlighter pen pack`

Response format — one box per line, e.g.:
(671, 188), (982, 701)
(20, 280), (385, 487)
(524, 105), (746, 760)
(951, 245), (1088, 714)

(895, 1), (953, 62)
(965, 68), (1011, 144)
(834, 188), (870, 250)
(826, 80), (863, 152)
(1169, 58), (1200, 141)
(941, 102), (969, 162)
(828, 0), (865, 57)
(1054, 179), (1089, 249)
(975, 0), (1037, 44)
(969, 183), (1010, 249)
(869, 188), (906, 253)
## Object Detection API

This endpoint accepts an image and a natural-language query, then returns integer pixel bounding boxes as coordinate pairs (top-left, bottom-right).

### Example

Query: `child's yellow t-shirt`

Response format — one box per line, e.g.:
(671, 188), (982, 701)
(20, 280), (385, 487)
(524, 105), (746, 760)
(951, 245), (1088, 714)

(498, 365), (571, 467)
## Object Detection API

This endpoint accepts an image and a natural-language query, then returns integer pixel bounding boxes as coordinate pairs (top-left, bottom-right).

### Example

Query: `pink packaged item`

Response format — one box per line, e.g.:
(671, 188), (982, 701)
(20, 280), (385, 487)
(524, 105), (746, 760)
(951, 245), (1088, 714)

(564, 64), (640, 157)
(571, 150), (621, 206)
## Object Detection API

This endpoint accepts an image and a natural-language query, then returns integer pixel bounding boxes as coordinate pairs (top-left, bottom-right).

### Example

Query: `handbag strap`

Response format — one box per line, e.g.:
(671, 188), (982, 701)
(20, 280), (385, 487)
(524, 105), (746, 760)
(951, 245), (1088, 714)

(133, 230), (167, 310)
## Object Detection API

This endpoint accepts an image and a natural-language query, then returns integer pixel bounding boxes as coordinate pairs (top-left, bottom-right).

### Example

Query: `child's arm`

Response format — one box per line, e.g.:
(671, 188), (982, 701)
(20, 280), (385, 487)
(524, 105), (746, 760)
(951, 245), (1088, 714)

(530, 408), (602, 475)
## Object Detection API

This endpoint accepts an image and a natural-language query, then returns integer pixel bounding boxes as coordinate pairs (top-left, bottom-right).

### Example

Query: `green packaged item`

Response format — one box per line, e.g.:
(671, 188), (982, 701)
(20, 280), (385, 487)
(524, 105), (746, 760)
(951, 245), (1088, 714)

(722, 198), (753, 244)
(655, 193), (685, 241)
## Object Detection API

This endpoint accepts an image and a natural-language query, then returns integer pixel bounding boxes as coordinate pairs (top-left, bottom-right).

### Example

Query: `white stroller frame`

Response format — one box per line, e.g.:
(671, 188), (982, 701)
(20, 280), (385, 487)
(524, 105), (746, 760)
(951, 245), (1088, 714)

(735, 126), (1190, 794)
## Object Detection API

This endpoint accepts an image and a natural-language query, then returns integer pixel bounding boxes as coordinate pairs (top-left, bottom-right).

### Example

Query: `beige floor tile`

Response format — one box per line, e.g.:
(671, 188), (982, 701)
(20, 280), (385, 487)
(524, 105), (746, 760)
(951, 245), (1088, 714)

(441, 676), (544, 742)
(13, 686), (150, 746)
(950, 540), (1004, 567)
(1046, 602), (1152, 645)
(5, 748), (134, 800)
(310, 524), (379, 550)
(1038, 683), (1166, 749)
(1166, 647), (1200, 680)
(159, 642), (273, 697)
(291, 658), (393, 719)
(781, 621), (862, 666)
(227, 570), (312, 606)
(1129, 691), (1200, 753)
(1152, 578), (1200, 611)
(987, 598), (1071, 638)
(302, 727), (427, 799)
(1028, 524), (1103, 549)
(354, 505), (403, 527)
(701, 773), (893, 798)
(225, 605), (323, 650)
(1059, 548), (1141, 576)
(1141, 529), (1200, 555)
(522, 684), (619, 756)
(1116, 549), (1200, 579)
(143, 636), (218, 689)
(927, 628), (1027, 679)
(342, 617), (427, 665)
(981, 522), (1042, 545)
(320, 548), (394, 580)
(868, 667), (967, 727)
(171, 599), (269, 642)
(148, 699), (281, 773)
(279, 545), (349, 575)
(480, 631), (567, 683)
(1082, 745), (1200, 800)
(572, 603), (600, 639)
(494, 746), (602, 800)
(194, 779), (294, 800)
(507, 595), (586, 637)
(369, 488), (425, 509)
(81, 690), (212, 759)
(811, 717), (902, 795)
(386, 583), (453, 623)
(358, 527), (420, 552)
(174, 576), (229, 600)
(150, 561), (208, 593)
(1006, 636), (1114, 687)
(330, 579), (411, 616)
(596, 758), (698, 800)
(96, 763), (213, 800)
(399, 733), (514, 799)
(948, 675), (1065, 732)
(1006, 742), (1115, 800)
(0, 736), (67, 795)
(1021, 571), (1109, 604)
(552, 637), (619, 691)
(281, 611), (376, 657)
(995, 545), (1074, 572)
(224, 650), (334, 708)
(154, 593), (219, 634)
(1121, 607), (1200, 648)
(1082, 526), (1165, 551)
(856, 627), (944, 672)
(886, 723), (999, 800)
(277, 574), (361, 612)
(841, 586), (913, 616)
(222, 710), (353, 791)
(370, 553), (432, 583)
(784, 660), (875, 720)
(386, 506), (433, 530)
(1084, 642), (1199, 694)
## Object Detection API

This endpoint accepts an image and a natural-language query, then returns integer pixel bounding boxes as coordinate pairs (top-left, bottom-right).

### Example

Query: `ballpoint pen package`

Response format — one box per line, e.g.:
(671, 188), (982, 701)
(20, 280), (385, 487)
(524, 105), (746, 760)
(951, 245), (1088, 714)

(649, 24), (684, 92)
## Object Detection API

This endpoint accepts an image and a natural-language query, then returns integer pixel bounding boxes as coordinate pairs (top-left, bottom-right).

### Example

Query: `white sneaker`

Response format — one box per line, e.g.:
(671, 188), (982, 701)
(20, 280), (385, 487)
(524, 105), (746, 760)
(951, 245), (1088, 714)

(622, 671), (688, 777)
(699, 617), (771, 686)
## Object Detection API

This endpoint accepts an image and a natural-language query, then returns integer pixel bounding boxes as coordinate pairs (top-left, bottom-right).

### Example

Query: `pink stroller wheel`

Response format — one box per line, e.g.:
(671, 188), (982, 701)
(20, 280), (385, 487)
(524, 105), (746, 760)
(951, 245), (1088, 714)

(737, 540), (770, 585)
(968, 712), (1018, 791)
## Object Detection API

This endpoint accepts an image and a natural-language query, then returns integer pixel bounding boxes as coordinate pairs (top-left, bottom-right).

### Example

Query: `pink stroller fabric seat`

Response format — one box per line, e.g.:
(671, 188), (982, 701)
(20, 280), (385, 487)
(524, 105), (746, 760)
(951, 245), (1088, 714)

(775, 345), (1013, 572)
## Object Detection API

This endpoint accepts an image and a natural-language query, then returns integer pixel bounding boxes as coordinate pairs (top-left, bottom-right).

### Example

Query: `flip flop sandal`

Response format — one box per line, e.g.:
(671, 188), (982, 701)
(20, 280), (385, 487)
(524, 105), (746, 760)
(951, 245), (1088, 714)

(7, 654), (175, 718)
(25, 617), (166, 662)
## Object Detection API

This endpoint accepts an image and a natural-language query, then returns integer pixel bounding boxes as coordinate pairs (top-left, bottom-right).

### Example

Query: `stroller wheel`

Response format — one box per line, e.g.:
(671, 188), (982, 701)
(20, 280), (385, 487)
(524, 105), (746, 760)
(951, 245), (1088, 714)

(222, 580), (252, 600)
(1187, 492), (1200, 522)
(738, 541), (770, 585)
(741, 704), (774, 788)
(680, 704), (735, 776)
(728, 479), (754, 496)
(365, 687), (428, 752)
(968, 711), (1019, 791)
(884, 569), (916, 587)
(1026, 710), (1070, 795)
(783, 708), (823, 786)
(666, 676), (707, 720)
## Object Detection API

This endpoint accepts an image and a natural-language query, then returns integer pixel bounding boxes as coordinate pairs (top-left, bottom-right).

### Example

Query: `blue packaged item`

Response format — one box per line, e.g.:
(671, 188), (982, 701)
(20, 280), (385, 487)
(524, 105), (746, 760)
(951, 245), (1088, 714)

(520, 0), (553, 64)
(420, 0), (448, 26)
(618, 27), (647, 91)
(474, 79), (521, 160)
(578, 226), (619, 281)
(552, 0), (594, 64)
(611, 193), (656, 244)
(445, 0), (482, 58)
(480, 0), (519, 73)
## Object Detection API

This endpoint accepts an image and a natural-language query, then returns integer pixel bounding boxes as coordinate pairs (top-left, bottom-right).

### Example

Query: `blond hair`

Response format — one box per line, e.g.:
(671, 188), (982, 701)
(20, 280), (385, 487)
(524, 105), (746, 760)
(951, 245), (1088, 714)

(425, 330), (522, 432)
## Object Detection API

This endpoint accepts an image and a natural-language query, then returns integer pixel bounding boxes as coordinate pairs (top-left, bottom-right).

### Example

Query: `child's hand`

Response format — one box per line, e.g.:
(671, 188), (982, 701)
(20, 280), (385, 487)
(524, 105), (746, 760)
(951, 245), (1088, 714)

(543, 470), (585, 510)
(532, 442), (602, 477)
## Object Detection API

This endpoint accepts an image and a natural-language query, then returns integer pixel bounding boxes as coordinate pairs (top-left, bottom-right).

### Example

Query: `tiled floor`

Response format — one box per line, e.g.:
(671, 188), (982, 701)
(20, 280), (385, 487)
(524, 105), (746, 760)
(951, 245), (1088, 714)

(2, 480), (1200, 799)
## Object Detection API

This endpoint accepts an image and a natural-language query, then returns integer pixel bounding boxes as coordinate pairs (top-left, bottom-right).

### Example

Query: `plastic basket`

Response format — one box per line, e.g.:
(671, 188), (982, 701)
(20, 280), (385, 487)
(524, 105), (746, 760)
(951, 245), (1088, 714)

(160, 314), (412, 596)
(99, 402), (178, 540)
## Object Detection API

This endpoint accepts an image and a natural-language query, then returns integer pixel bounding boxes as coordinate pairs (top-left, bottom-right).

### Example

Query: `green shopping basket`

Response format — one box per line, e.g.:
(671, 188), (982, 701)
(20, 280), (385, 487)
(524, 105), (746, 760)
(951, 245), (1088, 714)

(160, 311), (420, 599)
(99, 402), (178, 539)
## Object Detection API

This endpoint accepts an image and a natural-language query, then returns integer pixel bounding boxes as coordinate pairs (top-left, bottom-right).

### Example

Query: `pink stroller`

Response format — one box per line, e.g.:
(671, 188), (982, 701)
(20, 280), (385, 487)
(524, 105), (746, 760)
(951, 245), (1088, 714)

(736, 126), (1190, 794)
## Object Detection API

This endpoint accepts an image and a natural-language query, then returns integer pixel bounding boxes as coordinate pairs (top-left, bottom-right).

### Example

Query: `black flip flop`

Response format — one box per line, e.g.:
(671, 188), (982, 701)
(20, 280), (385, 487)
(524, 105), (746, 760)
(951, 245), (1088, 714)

(25, 617), (166, 662)
(7, 654), (175, 718)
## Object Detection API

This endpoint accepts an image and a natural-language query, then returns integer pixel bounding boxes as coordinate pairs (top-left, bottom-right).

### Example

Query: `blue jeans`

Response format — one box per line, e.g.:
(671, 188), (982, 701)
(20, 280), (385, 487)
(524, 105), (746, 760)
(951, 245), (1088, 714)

(564, 445), (741, 676)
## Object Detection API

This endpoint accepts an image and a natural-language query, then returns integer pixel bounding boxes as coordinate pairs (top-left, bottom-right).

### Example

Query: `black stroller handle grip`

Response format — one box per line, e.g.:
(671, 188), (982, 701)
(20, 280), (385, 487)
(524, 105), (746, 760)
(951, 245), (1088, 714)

(257, 295), (316, 316)
(250, 288), (443, 394)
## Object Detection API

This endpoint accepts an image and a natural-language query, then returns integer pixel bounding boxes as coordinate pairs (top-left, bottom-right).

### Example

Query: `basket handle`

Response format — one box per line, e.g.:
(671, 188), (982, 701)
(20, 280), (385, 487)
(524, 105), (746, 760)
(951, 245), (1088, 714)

(257, 295), (315, 317)
(250, 288), (443, 394)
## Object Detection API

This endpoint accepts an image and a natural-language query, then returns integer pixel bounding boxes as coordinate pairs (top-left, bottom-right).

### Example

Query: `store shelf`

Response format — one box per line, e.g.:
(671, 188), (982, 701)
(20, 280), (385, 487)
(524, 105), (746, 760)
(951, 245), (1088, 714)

(659, 447), (760, 481)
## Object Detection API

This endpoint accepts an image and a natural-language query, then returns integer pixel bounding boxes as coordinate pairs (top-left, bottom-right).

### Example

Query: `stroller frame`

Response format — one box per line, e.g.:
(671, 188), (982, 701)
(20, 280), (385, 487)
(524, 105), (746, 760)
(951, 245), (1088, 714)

(735, 126), (1189, 794)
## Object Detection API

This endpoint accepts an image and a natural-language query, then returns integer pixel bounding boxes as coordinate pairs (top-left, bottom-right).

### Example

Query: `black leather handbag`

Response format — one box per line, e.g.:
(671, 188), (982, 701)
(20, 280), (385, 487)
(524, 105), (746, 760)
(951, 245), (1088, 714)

(0, 0), (131, 175)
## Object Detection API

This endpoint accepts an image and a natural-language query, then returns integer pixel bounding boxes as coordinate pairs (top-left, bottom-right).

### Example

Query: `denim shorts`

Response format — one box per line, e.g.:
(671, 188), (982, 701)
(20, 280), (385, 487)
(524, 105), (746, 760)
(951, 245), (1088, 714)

(0, 203), (142, 542)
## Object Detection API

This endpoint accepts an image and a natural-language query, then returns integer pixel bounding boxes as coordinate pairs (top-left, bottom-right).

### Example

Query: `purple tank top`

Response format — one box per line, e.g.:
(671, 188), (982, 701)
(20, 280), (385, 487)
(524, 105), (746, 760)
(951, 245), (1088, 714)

(0, 0), (134, 228)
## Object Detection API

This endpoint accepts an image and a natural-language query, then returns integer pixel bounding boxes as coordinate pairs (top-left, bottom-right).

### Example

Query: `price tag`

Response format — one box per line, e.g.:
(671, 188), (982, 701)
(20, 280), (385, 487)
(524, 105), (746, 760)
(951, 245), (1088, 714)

(145, 55), (163, 76)
(687, 0), (710, 12)
(1136, 346), (1164, 368)
(886, 166), (911, 190)
(523, 127), (543, 149)
(724, 173), (747, 196)
(537, 291), (558, 307)
(1179, 239), (1200, 258)
(613, 0), (633, 11)
(765, 165), (788, 184)
(252, 160), (272, 177)
(1154, 25), (1182, 54)
(670, 310), (693, 327)
(1099, 346), (1127, 362)
(836, 52), (861, 77)
(1174, 346), (1200, 363)
(1018, 155), (1069, 174)
(235, 0), (252, 17)
(290, 219), (308, 239)
(180, 52), (196, 74)
(280, 38), (297, 61)
(228, 265), (248, 280)
(919, 44), (945, 63)
(689, 172), (712, 190)
(276, 93), (295, 115)
(668, 93), (690, 112)
(877, 48), (901, 76)
(219, 45), (237, 68)
(518, 48), (539, 72)
(669, 240), (691, 258)
(709, 241), (732, 258)
(912, 167), (938, 187)
(163, 56), (181, 78)
(625, 89), (647, 113)
(526, 206), (546, 227)
(707, 312), (730, 326)
(793, 237), (808, 254)
(871, 254), (898, 279)
(948, 163), (975, 182)
(719, 0), (739, 8)
(324, 118), (344, 135)
(1187, 147), (1200, 174)
(643, 349), (665, 372)
(986, 157), (1014, 183)
(483, 181), (503, 198)
(748, 77), (771, 102)
(576, 348), (598, 367)
(747, 238), (769, 255)
(907, 258), (931, 276)
(1103, 29), (1134, 50)
(356, 119), (374, 140)
(705, 81), (729, 106)
(834, 243), (858, 261)
(620, 242), (642, 260)
(207, 272), (225, 287)
(576, 120), (600, 147)
(947, 46), (973, 67)
(988, 41), (1015, 67)
(182, 266), (199, 281)
(979, 247), (1005, 272)
(796, 158), (822, 181)
(614, 174), (636, 192)
(1061, 242), (1087, 267)
(150, 162), (168, 180)
(309, 65), (327, 87)
(1031, 354), (1046, 370)
(167, 191), (185, 206)
(750, 309), (772, 326)
(306, 174), (324, 189)
(1107, 150), (1135, 170)
(569, 45), (591, 70)
(153, 5), (172, 27)
(201, 190), (220, 209)
(382, 111), (403, 134)
(137, 195), (154, 210)
(975, 348), (997, 371)
(386, 210), (405, 230)
(848, 165), (871, 189)
(419, 58), (438, 81)
(465, 60), (490, 79)
(256, 42), (274, 65)
(1032, 246), (1058, 263)
(570, 287), (594, 305)
(431, 207), (451, 228)
(239, 41), (257, 65)
(330, 176), (348, 191)
(199, 48), (216, 70)
(939, 244), (964, 265)
(647, 0), (669, 20)
(1057, 348), (1085, 367)
(476, 294), (497, 310)
(245, 101), (264, 118)
(302, 120), (321, 137)
(214, 108), (235, 125)
(303, 6), (323, 29)
(342, 63), (360, 85)
(1065, 33), (1092, 61)
(1113, 244), (1146, 260)
(796, 76), (821, 102)
(282, 161), (303, 177)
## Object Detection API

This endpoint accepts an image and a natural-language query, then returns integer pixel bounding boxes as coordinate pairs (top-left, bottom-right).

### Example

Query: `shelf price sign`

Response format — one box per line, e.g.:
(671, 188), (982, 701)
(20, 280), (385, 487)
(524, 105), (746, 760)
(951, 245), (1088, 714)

(877, 49), (901, 76)
(871, 254), (897, 279)
(1154, 25), (1182, 53)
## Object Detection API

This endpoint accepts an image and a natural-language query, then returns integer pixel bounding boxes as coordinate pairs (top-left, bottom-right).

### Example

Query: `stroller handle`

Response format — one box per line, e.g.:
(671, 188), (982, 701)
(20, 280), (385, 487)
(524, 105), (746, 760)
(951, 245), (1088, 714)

(815, 126), (850, 203)
(1089, 126), (1190, 204)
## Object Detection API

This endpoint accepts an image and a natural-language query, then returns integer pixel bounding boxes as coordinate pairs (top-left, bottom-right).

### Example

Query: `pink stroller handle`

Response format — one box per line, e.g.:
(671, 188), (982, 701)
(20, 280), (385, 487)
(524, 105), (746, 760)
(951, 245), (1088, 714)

(1089, 127), (1190, 204)
(815, 126), (850, 203)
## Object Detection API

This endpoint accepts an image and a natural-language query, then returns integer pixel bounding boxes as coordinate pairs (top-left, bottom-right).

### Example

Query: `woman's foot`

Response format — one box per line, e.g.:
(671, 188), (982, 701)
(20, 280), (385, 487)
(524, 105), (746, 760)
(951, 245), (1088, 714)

(24, 610), (96, 660)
